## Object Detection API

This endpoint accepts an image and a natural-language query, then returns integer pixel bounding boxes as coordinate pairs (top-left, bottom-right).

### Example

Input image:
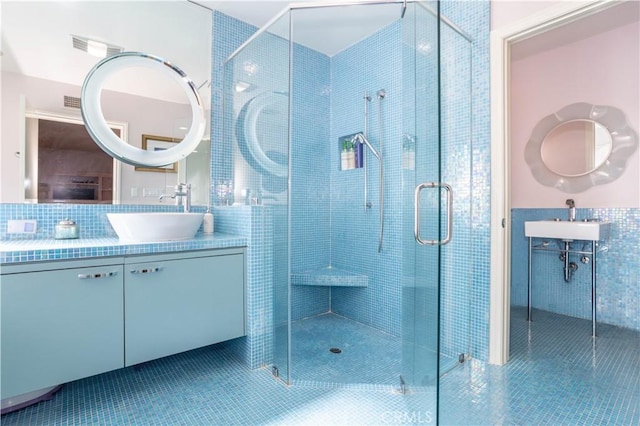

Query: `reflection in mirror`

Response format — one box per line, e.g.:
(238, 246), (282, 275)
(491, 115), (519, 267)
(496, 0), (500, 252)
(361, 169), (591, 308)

(236, 92), (289, 180)
(0, 1), (212, 205)
(541, 119), (612, 177)
(180, 137), (212, 206)
(24, 113), (124, 204)
(525, 102), (638, 193)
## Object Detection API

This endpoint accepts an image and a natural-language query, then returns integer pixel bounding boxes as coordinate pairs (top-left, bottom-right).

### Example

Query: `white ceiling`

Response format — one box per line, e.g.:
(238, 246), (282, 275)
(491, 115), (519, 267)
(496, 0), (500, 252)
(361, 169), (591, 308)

(0, 0), (398, 104)
(511, 0), (640, 61)
(196, 0), (401, 57)
(2, 1), (637, 103)
(1, 1), (212, 104)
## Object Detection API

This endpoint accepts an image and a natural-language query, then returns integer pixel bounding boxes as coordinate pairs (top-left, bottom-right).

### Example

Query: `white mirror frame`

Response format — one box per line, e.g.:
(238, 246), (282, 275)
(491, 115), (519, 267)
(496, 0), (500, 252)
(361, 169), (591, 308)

(524, 102), (638, 193)
(81, 52), (206, 167)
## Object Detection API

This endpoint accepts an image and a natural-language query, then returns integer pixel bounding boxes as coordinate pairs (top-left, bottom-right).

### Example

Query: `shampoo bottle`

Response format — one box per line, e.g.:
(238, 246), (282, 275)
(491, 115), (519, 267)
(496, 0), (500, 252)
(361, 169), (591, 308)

(347, 141), (356, 169)
(341, 140), (349, 170)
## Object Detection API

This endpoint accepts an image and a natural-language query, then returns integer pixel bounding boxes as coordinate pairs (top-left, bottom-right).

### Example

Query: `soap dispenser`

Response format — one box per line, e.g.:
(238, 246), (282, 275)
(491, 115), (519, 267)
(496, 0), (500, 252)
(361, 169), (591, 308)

(203, 208), (214, 234)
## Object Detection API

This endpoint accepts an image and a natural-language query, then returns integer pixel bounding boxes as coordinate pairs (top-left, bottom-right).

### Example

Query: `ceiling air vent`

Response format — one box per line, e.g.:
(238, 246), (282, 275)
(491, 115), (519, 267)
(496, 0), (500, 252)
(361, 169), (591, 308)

(71, 35), (124, 58)
(64, 96), (81, 109)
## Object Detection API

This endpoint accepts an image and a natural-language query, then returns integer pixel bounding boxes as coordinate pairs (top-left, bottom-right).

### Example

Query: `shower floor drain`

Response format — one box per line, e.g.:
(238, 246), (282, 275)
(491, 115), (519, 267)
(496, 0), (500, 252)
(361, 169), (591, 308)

(329, 347), (342, 354)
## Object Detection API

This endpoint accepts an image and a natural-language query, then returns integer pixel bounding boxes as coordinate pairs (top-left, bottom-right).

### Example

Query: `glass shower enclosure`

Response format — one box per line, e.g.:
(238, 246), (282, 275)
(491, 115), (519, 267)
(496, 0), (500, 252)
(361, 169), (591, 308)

(222, 0), (472, 419)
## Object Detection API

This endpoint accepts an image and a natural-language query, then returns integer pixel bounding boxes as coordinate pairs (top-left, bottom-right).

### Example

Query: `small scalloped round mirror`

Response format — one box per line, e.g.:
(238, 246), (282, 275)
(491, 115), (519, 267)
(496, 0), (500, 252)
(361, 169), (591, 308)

(81, 52), (206, 167)
(525, 102), (638, 193)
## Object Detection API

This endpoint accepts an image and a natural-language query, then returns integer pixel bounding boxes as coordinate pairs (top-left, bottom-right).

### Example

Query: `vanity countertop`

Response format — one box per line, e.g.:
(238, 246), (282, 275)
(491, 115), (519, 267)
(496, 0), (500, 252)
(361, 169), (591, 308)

(0, 233), (247, 264)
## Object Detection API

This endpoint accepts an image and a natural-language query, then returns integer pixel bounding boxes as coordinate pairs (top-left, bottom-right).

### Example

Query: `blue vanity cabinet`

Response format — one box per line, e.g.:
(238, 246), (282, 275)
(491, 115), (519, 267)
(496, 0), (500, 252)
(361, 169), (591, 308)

(124, 248), (246, 366)
(0, 258), (125, 399)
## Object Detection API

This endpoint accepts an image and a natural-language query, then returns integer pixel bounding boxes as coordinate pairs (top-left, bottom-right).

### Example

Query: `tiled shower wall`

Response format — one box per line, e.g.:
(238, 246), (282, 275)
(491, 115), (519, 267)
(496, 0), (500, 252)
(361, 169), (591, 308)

(211, 12), (285, 369)
(289, 41), (332, 322)
(327, 22), (404, 336)
(443, 0), (491, 361)
(213, 0), (491, 365)
(512, 208), (640, 331)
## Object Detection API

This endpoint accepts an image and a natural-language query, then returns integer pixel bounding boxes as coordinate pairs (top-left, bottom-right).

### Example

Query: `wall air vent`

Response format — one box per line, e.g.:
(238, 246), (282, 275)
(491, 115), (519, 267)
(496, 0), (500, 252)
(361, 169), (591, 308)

(64, 96), (81, 109)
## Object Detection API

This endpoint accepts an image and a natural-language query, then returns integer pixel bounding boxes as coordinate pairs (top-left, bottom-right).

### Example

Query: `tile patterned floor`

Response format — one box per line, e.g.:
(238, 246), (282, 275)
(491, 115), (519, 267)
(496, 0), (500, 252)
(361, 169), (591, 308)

(290, 313), (407, 388)
(440, 307), (639, 425)
(1, 307), (638, 425)
(289, 313), (453, 390)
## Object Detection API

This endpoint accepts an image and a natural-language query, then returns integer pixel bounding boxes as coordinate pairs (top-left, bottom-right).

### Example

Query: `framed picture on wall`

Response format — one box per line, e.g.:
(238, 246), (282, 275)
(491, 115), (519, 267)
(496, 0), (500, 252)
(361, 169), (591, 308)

(134, 134), (179, 173)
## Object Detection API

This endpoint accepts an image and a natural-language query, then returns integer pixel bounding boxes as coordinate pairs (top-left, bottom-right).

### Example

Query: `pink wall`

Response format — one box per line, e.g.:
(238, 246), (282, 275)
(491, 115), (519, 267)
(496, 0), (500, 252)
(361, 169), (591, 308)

(1, 72), (191, 204)
(510, 19), (640, 208)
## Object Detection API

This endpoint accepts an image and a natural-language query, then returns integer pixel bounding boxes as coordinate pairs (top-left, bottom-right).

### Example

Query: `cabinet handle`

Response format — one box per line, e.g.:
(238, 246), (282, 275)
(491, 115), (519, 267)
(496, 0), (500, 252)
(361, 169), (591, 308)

(129, 267), (162, 275)
(77, 271), (118, 279)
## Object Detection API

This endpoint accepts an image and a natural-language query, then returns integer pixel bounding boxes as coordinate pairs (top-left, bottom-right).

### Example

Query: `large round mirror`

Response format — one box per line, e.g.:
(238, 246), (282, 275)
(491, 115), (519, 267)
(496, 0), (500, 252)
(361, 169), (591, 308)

(81, 52), (206, 167)
(0, 1), (211, 205)
(525, 102), (638, 193)
(540, 119), (613, 177)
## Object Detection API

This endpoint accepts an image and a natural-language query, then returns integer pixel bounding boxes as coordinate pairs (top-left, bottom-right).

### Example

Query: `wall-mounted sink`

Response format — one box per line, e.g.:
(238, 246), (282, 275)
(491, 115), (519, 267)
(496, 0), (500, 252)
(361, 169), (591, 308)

(524, 219), (610, 241)
(107, 213), (204, 242)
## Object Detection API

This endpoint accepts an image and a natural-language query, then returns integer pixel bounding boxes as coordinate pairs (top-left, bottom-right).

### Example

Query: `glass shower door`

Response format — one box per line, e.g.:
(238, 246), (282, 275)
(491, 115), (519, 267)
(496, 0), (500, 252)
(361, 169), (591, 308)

(402, 2), (473, 421)
(401, 0), (442, 398)
(221, 9), (292, 384)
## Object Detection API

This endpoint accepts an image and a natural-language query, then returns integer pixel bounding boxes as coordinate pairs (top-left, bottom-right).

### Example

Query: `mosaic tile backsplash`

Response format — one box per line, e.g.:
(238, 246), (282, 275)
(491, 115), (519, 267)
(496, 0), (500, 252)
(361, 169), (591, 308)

(0, 203), (197, 241)
(511, 208), (640, 331)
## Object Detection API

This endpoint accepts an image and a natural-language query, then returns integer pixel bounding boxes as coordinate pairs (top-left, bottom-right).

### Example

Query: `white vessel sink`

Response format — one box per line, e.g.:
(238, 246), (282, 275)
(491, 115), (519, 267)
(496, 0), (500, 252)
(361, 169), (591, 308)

(107, 213), (204, 242)
(524, 219), (610, 241)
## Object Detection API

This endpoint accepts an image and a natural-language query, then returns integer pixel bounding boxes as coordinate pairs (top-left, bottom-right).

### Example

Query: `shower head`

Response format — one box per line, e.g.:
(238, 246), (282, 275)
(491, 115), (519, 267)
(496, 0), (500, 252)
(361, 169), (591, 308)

(351, 133), (380, 160)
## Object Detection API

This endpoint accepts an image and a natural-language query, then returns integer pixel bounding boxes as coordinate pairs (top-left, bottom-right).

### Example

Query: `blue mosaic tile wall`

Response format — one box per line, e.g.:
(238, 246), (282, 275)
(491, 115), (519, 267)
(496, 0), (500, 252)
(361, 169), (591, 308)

(512, 208), (640, 331)
(329, 22), (404, 336)
(213, 1), (492, 369)
(0, 203), (194, 240)
(289, 1), (487, 366)
(438, 20), (474, 362)
(442, 0), (492, 361)
(289, 40), (332, 321)
(210, 12), (256, 207)
(400, 4), (441, 382)
(212, 11), (290, 370)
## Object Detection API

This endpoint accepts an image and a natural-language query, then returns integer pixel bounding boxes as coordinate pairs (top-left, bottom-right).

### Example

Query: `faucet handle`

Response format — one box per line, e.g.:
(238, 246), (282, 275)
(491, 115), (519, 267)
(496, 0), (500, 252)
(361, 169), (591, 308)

(565, 199), (575, 207)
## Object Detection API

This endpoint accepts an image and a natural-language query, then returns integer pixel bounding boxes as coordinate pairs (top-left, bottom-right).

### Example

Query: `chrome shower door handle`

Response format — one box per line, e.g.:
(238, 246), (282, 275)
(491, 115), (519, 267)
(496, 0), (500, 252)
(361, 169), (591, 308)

(414, 182), (453, 246)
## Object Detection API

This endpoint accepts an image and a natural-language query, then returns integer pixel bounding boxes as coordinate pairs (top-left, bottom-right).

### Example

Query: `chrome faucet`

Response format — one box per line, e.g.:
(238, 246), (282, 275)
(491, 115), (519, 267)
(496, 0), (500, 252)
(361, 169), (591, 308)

(159, 183), (191, 212)
(566, 198), (576, 221)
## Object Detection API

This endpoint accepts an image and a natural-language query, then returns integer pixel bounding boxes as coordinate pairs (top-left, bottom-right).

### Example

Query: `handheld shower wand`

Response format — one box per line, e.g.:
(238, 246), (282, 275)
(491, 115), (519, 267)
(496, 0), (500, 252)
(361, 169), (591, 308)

(351, 130), (384, 253)
(350, 133), (380, 160)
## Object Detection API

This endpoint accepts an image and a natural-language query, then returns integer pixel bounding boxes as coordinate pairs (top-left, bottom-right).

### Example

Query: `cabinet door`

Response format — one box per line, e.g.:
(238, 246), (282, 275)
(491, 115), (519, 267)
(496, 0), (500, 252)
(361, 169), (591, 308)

(1, 265), (124, 398)
(125, 253), (245, 366)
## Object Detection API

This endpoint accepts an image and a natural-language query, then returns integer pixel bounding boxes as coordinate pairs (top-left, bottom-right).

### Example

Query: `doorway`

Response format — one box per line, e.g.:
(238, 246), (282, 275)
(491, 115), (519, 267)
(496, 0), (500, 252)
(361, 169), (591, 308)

(24, 112), (124, 204)
(490, 0), (635, 364)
